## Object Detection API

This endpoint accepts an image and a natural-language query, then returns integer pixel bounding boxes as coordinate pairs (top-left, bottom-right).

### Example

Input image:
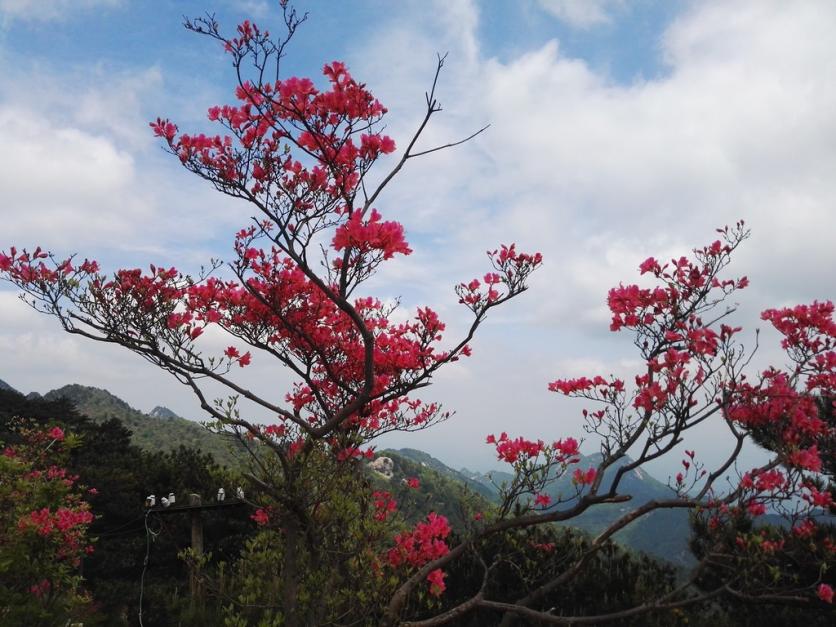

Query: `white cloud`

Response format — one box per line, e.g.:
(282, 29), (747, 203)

(360, 0), (836, 319)
(0, 292), (169, 403)
(0, 0), (122, 24)
(0, 57), (246, 259)
(348, 0), (836, 471)
(72, 68), (165, 151)
(537, 0), (624, 28)
(0, 62), (164, 151)
(0, 101), (232, 256)
(0, 108), (143, 249)
(227, 0), (271, 19)
(0, 56), (265, 414)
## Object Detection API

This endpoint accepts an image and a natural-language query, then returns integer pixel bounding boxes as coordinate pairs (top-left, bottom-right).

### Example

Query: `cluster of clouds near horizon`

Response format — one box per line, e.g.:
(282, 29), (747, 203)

(0, 0), (834, 477)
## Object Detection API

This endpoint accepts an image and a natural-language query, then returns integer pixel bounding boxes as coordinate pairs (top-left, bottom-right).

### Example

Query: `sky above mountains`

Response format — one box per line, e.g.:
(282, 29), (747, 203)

(1, 0), (834, 475)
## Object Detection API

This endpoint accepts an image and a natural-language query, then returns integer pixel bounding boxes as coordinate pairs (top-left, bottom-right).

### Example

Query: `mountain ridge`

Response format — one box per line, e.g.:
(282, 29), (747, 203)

(38, 383), (243, 466)
(3, 380), (693, 564)
(388, 446), (694, 567)
(149, 405), (181, 420)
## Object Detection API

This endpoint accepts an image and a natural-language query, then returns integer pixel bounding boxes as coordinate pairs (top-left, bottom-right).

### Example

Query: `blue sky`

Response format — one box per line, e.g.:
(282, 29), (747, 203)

(0, 1), (680, 85)
(1, 0), (834, 478)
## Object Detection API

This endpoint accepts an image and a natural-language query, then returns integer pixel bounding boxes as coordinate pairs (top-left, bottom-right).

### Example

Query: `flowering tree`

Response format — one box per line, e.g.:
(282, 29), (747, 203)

(380, 223), (835, 625)
(0, 423), (95, 625)
(0, 4), (539, 625)
(1, 3), (833, 625)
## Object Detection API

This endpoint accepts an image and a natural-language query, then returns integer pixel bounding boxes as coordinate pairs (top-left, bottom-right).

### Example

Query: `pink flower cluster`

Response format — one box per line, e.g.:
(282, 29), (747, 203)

(548, 375), (625, 396)
(456, 244), (543, 314)
(608, 229), (748, 335)
(572, 467), (597, 486)
(486, 432), (544, 464)
(739, 469), (788, 493)
(372, 491), (397, 521)
(387, 512), (451, 569)
(387, 513), (451, 595)
(19, 506), (94, 537)
(332, 209), (411, 261)
(553, 437), (581, 464)
(251, 508), (270, 526)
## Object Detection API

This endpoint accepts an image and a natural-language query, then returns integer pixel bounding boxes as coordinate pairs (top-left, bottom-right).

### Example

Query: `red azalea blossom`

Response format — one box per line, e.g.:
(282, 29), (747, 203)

(426, 568), (446, 596)
(373, 491), (397, 521)
(746, 501), (766, 517)
(29, 579), (51, 598)
(487, 432), (544, 464)
(251, 508), (270, 526)
(553, 437), (581, 463)
(387, 513), (450, 569)
(793, 519), (816, 538)
(48, 426), (64, 441)
(788, 446), (822, 472)
(572, 467), (597, 486)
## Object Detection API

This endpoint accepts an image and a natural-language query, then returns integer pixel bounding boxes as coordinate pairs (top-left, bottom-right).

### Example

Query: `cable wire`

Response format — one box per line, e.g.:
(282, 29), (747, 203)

(94, 513), (147, 537)
(138, 510), (160, 627)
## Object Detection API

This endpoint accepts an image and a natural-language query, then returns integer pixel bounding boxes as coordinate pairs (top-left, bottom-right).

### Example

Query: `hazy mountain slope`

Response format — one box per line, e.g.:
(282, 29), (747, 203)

(373, 450), (492, 530)
(538, 453), (694, 566)
(392, 448), (695, 566)
(41, 384), (242, 467)
(388, 448), (499, 502)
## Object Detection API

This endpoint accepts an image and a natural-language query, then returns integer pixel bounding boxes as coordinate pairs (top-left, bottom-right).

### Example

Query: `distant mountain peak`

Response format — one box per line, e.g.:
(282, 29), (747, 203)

(37, 382), (241, 466)
(0, 378), (19, 394)
(149, 406), (180, 420)
(43, 384), (132, 411)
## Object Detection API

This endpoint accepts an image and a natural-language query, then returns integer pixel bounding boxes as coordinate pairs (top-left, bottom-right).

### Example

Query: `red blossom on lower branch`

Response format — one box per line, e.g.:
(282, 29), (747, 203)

(534, 493), (551, 507)
(29, 579), (51, 599)
(572, 467), (597, 486)
(48, 426), (64, 441)
(553, 437), (580, 463)
(373, 491), (397, 521)
(387, 512), (450, 568)
(251, 508), (270, 526)
(793, 519), (816, 538)
(788, 445), (822, 472)
(387, 512), (451, 596)
(426, 568), (446, 596)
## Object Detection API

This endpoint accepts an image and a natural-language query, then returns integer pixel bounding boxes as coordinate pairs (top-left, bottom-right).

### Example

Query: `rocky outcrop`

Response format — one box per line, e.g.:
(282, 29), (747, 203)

(368, 456), (394, 479)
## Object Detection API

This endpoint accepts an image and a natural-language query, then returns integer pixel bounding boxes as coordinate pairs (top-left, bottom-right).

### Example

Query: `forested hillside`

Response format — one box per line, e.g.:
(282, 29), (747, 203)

(17, 383), (244, 466)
